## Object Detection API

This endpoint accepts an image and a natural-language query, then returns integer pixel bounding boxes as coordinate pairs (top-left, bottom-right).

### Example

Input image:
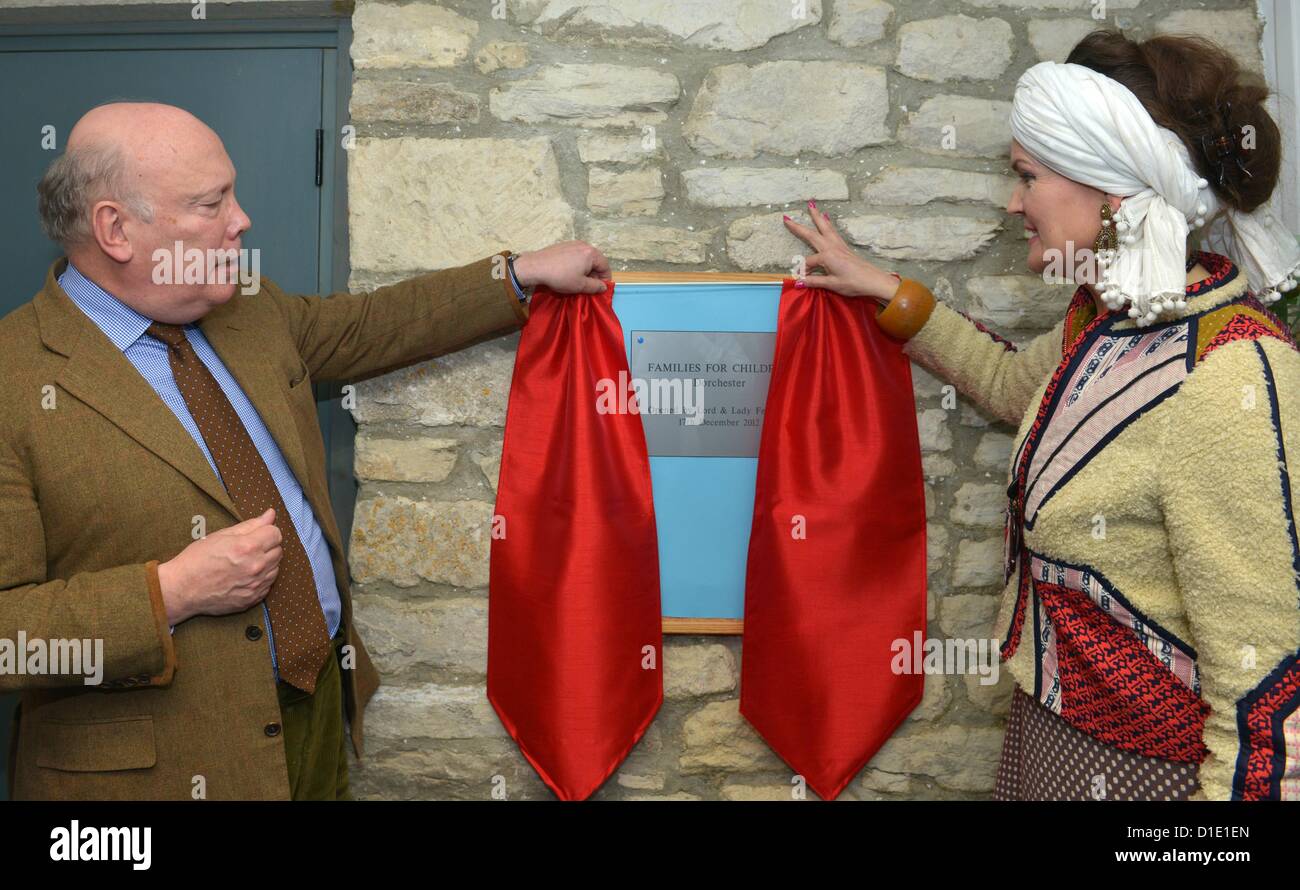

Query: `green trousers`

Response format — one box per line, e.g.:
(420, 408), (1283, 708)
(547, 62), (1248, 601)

(276, 629), (351, 801)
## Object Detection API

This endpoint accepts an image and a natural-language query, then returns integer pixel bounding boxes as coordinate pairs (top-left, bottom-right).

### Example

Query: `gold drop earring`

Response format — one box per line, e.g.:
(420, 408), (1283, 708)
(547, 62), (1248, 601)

(1094, 201), (1123, 313)
(1094, 201), (1118, 253)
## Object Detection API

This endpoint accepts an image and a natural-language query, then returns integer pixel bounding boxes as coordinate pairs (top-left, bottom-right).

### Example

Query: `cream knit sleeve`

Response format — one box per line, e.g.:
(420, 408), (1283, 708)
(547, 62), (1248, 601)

(1157, 335), (1300, 801)
(900, 297), (1065, 426)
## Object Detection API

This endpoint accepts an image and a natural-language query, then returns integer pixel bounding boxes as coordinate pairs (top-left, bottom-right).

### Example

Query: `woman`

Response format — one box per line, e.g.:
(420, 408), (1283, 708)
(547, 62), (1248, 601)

(785, 29), (1300, 801)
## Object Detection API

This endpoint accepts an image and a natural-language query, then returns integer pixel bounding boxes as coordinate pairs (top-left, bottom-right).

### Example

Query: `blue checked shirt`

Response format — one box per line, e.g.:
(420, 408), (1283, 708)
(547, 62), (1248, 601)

(59, 260), (531, 681)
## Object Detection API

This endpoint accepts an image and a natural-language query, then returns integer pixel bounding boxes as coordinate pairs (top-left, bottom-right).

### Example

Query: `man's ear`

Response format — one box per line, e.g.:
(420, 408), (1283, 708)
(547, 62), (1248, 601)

(89, 199), (133, 264)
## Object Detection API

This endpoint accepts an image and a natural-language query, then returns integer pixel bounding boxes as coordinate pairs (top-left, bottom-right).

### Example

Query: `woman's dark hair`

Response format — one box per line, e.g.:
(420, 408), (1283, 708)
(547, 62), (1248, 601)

(1065, 28), (1280, 214)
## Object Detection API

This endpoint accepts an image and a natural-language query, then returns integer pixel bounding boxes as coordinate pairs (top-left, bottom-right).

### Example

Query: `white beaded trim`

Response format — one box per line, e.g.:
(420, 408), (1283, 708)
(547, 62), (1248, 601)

(1100, 176), (1299, 324)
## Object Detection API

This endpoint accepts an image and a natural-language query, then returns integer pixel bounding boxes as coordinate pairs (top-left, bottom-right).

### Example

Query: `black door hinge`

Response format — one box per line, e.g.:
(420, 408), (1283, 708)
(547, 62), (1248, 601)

(315, 129), (324, 187)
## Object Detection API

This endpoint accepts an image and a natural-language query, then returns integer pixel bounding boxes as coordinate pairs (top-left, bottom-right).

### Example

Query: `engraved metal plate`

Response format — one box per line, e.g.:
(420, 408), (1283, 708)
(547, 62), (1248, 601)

(629, 330), (776, 457)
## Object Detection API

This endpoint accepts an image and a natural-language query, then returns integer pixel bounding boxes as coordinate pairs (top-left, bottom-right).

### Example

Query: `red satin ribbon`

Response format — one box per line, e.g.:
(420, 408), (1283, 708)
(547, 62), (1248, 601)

(490, 278), (926, 800)
(739, 280), (928, 800)
(487, 280), (663, 801)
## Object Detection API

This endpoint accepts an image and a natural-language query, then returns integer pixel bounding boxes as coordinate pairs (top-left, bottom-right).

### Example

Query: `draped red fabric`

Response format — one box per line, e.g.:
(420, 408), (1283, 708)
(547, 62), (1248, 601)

(487, 281), (663, 801)
(490, 278), (926, 800)
(739, 280), (928, 800)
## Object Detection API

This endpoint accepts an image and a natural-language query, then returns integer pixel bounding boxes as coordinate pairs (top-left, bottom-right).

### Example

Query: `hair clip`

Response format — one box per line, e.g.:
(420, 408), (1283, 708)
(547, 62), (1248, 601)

(1192, 101), (1252, 188)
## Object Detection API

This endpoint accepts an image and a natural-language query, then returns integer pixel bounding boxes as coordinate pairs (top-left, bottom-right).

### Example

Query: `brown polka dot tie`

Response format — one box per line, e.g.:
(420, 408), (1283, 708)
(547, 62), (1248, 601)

(147, 322), (331, 693)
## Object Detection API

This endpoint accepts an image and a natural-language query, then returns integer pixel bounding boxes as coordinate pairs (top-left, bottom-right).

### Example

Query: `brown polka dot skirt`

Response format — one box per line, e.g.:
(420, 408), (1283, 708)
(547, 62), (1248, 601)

(993, 684), (1200, 801)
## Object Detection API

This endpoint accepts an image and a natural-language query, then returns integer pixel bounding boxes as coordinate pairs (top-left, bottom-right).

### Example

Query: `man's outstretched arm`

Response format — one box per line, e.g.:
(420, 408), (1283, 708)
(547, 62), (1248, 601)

(267, 249), (529, 385)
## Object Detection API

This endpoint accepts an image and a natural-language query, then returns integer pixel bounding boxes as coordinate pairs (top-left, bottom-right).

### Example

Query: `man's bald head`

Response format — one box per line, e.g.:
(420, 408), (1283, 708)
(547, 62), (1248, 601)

(39, 102), (221, 250)
(36, 101), (252, 323)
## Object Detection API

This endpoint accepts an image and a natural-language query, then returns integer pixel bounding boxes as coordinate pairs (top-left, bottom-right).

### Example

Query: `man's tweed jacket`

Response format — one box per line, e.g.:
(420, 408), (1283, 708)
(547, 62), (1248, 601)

(1, 251), (528, 799)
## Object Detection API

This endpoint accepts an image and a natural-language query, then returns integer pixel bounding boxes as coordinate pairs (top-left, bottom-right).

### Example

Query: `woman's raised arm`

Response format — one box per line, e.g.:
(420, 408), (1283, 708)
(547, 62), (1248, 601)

(883, 279), (1066, 427)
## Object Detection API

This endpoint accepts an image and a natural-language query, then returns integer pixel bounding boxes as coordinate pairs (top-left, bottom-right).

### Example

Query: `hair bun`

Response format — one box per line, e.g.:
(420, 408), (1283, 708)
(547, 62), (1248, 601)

(1066, 28), (1280, 214)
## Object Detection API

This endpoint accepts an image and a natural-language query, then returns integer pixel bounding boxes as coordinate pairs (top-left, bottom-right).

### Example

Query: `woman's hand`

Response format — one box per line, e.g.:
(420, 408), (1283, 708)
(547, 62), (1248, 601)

(783, 201), (903, 306)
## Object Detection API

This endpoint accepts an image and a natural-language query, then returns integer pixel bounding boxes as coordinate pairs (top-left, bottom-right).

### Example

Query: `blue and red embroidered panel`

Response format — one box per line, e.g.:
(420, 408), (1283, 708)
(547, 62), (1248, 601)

(1233, 653), (1300, 800)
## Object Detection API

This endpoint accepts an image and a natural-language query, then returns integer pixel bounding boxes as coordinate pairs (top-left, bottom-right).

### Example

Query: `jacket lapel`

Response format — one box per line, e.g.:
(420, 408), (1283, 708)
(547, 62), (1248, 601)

(35, 258), (326, 550)
(36, 258), (241, 520)
(33, 256), (361, 742)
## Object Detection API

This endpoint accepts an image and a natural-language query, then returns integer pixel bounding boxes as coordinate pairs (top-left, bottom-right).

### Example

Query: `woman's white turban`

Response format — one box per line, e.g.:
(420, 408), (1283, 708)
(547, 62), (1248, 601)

(1009, 60), (1300, 325)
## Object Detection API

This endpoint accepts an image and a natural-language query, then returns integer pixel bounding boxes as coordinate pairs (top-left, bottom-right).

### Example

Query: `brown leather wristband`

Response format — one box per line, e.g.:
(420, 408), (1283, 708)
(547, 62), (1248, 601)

(875, 277), (936, 341)
(497, 249), (530, 325)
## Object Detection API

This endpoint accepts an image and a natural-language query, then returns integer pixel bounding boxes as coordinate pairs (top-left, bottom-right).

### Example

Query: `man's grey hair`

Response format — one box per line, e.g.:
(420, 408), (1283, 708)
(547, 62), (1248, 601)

(37, 142), (154, 249)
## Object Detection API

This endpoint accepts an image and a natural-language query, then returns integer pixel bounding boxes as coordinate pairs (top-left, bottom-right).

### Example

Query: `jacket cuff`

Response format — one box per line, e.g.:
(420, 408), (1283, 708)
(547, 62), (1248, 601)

(875, 277), (936, 341)
(496, 250), (531, 325)
(143, 559), (177, 686)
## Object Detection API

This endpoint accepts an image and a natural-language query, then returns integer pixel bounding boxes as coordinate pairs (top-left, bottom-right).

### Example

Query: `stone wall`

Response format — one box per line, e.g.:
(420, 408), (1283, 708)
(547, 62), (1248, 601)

(338, 0), (1269, 800)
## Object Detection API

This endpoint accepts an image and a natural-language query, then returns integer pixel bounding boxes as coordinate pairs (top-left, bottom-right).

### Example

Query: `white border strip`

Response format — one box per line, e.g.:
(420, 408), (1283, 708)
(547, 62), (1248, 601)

(1260, 0), (1300, 234)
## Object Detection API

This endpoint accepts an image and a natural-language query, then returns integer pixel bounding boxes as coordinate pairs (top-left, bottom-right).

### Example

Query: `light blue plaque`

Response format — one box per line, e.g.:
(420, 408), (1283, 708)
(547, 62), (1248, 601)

(612, 280), (784, 625)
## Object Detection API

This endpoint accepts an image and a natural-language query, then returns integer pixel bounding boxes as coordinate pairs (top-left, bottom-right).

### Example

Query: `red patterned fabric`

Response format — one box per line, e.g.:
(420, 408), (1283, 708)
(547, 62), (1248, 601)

(1060, 284), (1100, 352)
(1236, 654), (1300, 800)
(1201, 312), (1294, 362)
(1185, 249), (1235, 296)
(1039, 584), (1209, 763)
(1239, 296), (1300, 350)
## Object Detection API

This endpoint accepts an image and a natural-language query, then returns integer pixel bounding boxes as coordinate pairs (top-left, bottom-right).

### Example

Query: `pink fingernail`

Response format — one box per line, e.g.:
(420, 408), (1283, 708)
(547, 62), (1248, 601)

(795, 280), (805, 288)
(808, 200), (817, 209)
(783, 214), (791, 221)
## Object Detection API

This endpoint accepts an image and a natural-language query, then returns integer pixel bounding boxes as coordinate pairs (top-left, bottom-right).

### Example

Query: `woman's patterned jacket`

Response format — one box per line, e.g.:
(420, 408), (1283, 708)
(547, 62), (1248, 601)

(902, 251), (1300, 801)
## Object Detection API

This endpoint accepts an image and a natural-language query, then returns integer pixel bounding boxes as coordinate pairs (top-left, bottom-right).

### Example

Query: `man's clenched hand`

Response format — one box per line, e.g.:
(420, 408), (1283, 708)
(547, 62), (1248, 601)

(510, 241), (611, 295)
(157, 508), (282, 625)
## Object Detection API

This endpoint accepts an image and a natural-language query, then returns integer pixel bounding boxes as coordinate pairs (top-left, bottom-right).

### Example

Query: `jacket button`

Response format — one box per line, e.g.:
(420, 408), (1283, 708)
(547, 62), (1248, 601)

(245, 625), (263, 641)
(264, 722), (282, 737)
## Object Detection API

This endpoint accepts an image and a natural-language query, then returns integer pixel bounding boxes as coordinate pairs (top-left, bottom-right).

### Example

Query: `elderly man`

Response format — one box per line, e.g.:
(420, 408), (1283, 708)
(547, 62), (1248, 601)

(0, 102), (609, 800)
